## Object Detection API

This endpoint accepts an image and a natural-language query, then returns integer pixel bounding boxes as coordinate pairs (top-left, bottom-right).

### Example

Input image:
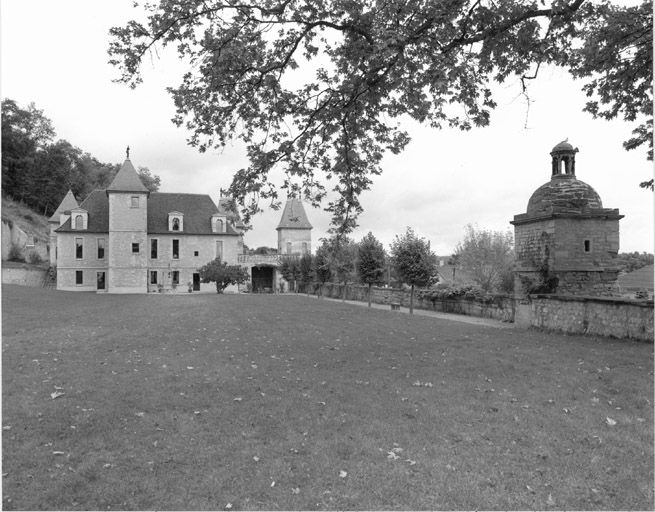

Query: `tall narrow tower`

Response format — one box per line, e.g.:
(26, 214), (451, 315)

(276, 198), (312, 255)
(106, 155), (150, 293)
(511, 140), (623, 296)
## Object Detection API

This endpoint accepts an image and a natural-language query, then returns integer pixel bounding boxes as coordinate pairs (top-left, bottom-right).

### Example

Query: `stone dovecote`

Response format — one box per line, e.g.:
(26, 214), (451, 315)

(511, 140), (624, 296)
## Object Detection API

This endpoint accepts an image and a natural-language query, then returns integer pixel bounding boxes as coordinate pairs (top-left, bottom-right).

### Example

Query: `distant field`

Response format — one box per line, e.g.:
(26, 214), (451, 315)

(2, 285), (653, 510)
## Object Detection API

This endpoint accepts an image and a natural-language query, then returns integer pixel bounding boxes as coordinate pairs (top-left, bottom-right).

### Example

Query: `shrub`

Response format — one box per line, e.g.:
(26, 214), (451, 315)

(635, 288), (651, 300)
(417, 285), (496, 304)
(27, 251), (44, 265)
(8, 244), (24, 262)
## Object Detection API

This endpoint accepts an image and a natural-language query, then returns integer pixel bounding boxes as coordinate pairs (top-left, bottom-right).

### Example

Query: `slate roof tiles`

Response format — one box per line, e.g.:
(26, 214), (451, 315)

(55, 190), (237, 236)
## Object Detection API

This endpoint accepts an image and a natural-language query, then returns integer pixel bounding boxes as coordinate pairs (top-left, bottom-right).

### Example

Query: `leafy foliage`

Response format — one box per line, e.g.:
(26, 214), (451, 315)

(357, 232), (386, 285)
(1, 99), (162, 215)
(417, 284), (498, 305)
(198, 258), (250, 293)
(299, 253), (315, 291)
(108, 0), (653, 231)
(617, 251), (654, 273)
(390, 227), (438, 313)
(454, 224), (515, 293)
(278, 256), (302, 290)
(565, 1), (652, 164)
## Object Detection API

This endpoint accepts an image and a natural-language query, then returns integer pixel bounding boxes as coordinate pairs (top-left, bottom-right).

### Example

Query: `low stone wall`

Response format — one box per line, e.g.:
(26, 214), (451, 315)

(521, 294), (654, 342)
(309, 283), (514, 322)
(2, 265), (47, 287)
(307, 283), (653, 341)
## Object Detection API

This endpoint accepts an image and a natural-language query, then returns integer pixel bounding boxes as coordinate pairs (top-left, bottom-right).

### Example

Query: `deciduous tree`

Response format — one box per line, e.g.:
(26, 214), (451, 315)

(108, 0), (653, 231)
(313, 240), (332, 297)
(390, 227), (438, 314)
(299, 252), (315, 295)
(198, 258), (250, 293)
(357, 232), (386, 307)
(454, 224), (515, 293)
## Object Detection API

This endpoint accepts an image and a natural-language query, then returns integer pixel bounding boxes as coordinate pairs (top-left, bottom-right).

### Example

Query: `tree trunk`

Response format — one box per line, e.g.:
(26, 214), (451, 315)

(368, 283), (372, 307)
(342, 282), (346, 302)
(409, 284), (415, 314)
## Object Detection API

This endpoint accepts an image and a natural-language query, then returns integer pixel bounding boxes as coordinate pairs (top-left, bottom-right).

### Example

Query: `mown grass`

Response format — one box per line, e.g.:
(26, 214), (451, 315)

(2, 284), (653, 510)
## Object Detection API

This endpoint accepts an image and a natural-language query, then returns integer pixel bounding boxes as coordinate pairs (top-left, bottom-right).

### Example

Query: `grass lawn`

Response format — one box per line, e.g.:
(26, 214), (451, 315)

(2, 285), (653, 510)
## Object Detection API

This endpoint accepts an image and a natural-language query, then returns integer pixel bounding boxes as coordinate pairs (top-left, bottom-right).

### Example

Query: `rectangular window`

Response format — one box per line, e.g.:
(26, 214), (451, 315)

(584, 240), (591, 252)
(26, 236), (35, 247)
(216, 240), (223, 260)
(75, 238), (83, 259)
(172, 271), (179, 285)
(194, 251), (199, 257)
(132, 242), (140, 254)
(150, 271), (158, 284)
(173, 239), (179, 259)
(75, 270), (83, 285)
(97, 238), (105, 259)
(131, 196), (139, 208)
(151, 239), (158, 259)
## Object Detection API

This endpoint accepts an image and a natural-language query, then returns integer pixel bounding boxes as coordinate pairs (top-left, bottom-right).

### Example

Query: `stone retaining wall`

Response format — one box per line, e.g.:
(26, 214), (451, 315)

(2, 266), (47, 287)
(521, 295), (653, 341)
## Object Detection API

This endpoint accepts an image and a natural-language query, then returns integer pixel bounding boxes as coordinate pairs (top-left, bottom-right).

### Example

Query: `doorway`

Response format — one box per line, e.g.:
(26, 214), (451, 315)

(193, 273), (200, 291)
(251, 266), (274, 292)
(97, 272), (105, 291)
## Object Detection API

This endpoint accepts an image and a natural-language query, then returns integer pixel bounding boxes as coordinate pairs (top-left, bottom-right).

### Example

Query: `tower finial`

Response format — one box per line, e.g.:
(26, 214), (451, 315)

(126, 145), (130, 159)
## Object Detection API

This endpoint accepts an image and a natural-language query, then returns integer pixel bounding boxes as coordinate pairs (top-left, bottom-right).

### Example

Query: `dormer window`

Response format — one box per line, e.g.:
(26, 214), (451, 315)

(168, 212), (184, 232)
(211, 214), (227, 233)
(70, 208), (88, 230)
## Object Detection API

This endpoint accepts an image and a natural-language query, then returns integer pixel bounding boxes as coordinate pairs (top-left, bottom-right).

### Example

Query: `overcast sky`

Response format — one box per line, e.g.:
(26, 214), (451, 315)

(1, 0), (652, 255)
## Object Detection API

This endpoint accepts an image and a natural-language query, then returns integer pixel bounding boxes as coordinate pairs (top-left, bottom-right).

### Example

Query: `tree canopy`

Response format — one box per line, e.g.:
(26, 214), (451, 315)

(198, 258), (250, 293)
(109, 0), (653, 230)
(1, 99), (162, 215)
(390, 227), (438, 313)
(454, 224), (515, 293)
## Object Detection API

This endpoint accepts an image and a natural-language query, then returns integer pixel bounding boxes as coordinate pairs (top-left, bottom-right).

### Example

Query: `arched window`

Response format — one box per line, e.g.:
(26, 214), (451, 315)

(172, 218), (180, 231)
(216, 219), (223, 233)
(75, 215), (83, 230)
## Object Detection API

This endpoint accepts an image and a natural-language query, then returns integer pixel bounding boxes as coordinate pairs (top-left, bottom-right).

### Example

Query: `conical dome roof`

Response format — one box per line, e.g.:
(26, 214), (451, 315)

(527, 175), (603, 216)
(107, 159), (148, 194)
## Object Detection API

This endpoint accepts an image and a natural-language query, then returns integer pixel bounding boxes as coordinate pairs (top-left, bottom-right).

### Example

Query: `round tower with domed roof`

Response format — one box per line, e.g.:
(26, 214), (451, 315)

(511, 141), (624, 296)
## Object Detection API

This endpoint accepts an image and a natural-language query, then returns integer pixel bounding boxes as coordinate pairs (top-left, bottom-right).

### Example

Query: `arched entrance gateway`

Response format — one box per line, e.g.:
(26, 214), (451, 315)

(251, 265), (275, 293)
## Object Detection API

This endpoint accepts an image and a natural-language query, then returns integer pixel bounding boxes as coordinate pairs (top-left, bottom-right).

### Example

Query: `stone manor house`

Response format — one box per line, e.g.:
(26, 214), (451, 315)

(49, 156), (312, 293)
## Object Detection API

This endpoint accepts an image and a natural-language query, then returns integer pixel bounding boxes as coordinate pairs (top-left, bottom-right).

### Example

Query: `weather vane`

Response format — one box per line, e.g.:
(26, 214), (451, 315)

(126, 145), (130, 159)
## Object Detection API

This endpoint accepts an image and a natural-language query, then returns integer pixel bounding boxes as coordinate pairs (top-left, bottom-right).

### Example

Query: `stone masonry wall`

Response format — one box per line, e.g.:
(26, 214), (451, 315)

(2, 266), (47, 287)
(310, 283), (515, 322)
(528, 295), (653, 341)
(277, 228), (311, 255)
(308, 283), (653, 341)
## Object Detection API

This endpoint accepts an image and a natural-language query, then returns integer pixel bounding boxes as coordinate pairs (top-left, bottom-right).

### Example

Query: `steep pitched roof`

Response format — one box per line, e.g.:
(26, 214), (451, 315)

(147, 193), (238, 235)
(618, 265), (654, 291)
(55, 190), (109, 233)
(56, 191), (238, 235)
(106, 159), (149, 194)
(48, 190), (79, 222)
(276, 198), (312, 230)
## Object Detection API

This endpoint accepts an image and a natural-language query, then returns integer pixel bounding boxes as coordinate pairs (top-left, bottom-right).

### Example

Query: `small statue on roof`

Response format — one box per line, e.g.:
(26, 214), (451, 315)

(126, 145), (130, 159)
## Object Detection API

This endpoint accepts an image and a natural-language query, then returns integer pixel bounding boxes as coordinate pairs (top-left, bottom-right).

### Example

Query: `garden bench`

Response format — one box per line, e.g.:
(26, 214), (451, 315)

(391, 302), (401, 311)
